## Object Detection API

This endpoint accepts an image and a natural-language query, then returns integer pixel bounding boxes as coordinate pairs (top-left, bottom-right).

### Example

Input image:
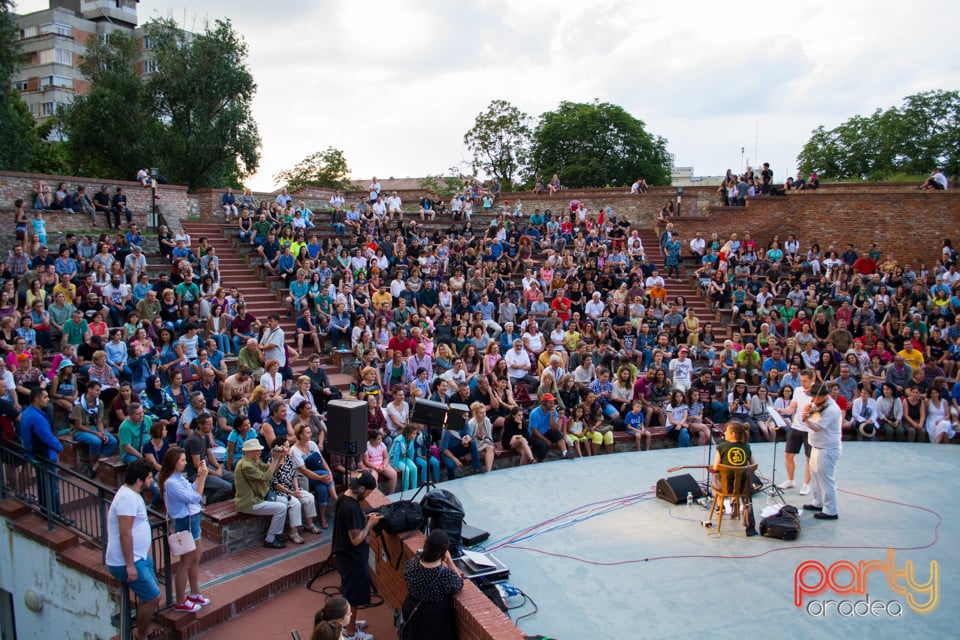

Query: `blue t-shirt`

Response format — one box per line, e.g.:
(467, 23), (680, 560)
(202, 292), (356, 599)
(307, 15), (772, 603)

(529, 405), (557, 435)
(625, 411), (645, 432)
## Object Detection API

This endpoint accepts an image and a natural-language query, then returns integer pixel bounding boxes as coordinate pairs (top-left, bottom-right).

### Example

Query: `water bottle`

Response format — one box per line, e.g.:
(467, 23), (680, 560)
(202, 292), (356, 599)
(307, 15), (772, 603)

(686, 491), (694, 508)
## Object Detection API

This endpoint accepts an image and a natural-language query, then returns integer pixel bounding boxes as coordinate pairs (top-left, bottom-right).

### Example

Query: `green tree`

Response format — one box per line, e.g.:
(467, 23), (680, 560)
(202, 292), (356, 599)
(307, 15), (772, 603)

(418, 166), (464, 196)
(797, 90), (960, 180)
(146, 17), (260, 190)
(463, 99), (531, 189)
(0, 0), (35, 171)
(61, 31), (157, 179)
(0, 90), (35, 171)
(28, 118), (70, 175)
(274, 147), (351, 193)
(528, 100), (671, 188)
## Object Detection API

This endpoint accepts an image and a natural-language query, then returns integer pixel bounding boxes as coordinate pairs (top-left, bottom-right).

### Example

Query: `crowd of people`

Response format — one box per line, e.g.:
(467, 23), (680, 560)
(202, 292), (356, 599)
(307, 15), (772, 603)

(6, 171), (960, 636)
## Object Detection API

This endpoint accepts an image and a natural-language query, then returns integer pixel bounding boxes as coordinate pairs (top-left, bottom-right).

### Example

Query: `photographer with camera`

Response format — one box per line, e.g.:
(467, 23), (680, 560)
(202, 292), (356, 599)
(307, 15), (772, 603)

(233, 439), (289, 549)
(331, 472), (382, 640)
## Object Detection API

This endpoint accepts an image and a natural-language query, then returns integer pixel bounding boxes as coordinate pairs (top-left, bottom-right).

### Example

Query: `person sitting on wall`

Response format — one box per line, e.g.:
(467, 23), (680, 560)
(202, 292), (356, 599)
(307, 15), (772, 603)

(919, 168), (949, 190)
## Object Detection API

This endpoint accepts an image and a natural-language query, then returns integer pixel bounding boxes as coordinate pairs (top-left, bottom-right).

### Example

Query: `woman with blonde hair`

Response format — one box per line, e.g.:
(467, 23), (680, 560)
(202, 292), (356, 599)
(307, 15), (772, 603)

(247, 385), (272, 430)
(467, 402), (496, 473)
(537, 370), (561, 409)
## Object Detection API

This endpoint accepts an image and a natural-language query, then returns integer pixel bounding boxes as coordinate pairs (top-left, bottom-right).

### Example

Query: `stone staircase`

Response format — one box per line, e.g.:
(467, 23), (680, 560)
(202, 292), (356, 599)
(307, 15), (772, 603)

(636, 229), (728, 343)
(179, 221), (353, 391)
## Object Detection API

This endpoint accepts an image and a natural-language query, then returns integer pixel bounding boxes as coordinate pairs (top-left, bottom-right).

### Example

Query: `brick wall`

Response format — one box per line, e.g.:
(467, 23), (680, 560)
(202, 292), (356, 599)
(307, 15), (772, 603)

(195, 186), (336, 220)
(363, 491), (525, 640)
(0, 170), (191, 231)
(657, 191), (960, 269)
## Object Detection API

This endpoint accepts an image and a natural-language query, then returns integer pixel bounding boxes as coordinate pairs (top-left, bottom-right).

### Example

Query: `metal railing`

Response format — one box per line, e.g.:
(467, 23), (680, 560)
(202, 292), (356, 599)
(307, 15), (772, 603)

(0, 439), (173, 639)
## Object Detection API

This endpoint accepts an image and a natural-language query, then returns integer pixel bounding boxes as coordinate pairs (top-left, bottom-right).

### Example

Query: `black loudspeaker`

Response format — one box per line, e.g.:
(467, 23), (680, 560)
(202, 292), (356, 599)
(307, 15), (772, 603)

(447, 403), (470, 432)
(656, 474), (704, 504)
(412, 398), (448, 429)
(327, 400), (368, 455)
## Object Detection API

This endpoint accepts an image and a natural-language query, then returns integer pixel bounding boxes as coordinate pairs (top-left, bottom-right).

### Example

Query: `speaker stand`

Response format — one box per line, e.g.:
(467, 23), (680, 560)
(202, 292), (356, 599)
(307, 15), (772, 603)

(306, 552), (336, 591)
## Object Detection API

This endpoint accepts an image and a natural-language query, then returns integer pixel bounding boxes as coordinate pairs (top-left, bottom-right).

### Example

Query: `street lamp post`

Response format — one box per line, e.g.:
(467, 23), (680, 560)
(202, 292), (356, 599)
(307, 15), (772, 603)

(149, 167), (160, 231)
(676, 187), (684, 216)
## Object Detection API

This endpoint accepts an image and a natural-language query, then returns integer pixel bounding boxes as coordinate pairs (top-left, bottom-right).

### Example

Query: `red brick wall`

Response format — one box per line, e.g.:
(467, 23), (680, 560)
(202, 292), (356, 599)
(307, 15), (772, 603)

(660, 191), (960, 269)
(363, 491), (525, 640)
(0, 170), (193, 235)
(195, 186), (336, 220)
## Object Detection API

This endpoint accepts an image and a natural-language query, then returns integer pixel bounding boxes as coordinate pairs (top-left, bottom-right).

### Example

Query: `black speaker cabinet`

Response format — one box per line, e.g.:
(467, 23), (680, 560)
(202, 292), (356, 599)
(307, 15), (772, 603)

(447, 403), (470, 432)
(412, 398), (448, 429)
(327, 399), (368, 455)
(656, 474), (704, 504)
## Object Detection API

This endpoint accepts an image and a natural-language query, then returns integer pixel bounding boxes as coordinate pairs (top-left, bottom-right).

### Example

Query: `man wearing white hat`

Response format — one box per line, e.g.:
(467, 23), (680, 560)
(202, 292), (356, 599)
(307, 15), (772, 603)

(234, 439), (289, 549)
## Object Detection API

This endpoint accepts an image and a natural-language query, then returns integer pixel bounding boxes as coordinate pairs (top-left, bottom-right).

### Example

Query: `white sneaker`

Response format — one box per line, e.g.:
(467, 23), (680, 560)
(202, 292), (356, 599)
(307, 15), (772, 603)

(799, 483), (811, 496)
(345, 630), (374, 640)
(355, 620), (368, 631)
(778, 479), (795, 489)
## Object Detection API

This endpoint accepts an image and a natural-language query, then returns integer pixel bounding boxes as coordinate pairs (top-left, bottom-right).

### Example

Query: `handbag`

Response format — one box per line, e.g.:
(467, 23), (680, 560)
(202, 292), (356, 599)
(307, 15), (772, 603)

(166, 515), (197, 557)
(379, 483), (427, 535)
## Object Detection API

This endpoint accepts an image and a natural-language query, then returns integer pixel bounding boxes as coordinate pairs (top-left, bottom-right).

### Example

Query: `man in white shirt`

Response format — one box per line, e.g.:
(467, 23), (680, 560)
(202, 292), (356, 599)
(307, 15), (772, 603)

(258, 314), (286, 367)
(802, 383), (843, 519)
(585, 292), (606, 322)
(668, 347), (694, 392)
(850, 384), (878, 440)
(368, 177), (381, 203)
(942, 265), (960, 287)
(645, 270), (665, 289)
(505, 339), (538, 387)
(521, 269), (537, 292)
(275, 187), (292, 207)
(105, 460), (162, 639)
(123, 245), (148, 283)
(920, 168), (948, 190)
(371, 196), (387, 220)
(386, 191), (402, 218)
(689, 232), (706, 258)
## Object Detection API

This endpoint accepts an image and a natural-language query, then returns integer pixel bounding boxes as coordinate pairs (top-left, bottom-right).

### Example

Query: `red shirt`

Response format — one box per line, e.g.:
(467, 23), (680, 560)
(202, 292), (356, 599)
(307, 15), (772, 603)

(852, 256), (877, 275)
(551, 296), (571, 323)
(388, 336), (415, 356)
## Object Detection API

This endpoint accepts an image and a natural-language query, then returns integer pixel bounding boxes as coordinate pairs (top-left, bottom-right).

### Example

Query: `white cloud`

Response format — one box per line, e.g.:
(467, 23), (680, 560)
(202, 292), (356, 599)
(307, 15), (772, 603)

(14, 0), (960, 189)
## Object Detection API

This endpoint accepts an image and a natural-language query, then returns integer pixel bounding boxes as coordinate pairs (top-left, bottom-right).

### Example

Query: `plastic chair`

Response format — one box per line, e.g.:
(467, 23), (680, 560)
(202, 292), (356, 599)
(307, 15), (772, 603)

(708, 463), (757, 533)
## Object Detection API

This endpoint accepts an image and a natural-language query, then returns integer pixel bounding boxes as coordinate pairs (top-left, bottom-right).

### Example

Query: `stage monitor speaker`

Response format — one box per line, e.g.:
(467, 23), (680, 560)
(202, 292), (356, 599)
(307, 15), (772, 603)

(412, 398), (448, 429)
(447, 403), (470, 432)
(327, 400), (368, 455)
(656, 474), (704, 504)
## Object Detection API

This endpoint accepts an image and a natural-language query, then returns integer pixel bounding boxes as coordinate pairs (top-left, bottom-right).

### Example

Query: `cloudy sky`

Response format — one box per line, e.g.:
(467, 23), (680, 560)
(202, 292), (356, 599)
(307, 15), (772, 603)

(17, 0), (960, 190)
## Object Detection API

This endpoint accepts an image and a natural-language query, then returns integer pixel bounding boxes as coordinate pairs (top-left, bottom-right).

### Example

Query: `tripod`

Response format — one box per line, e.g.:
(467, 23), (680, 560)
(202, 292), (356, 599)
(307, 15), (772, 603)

(306, 551), (337, 590)
(759, 426), (787, 505)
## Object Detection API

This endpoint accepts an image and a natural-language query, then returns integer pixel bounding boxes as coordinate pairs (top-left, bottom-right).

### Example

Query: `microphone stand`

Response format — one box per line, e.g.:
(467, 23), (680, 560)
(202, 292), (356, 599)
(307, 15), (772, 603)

(698, 423), (721, 500)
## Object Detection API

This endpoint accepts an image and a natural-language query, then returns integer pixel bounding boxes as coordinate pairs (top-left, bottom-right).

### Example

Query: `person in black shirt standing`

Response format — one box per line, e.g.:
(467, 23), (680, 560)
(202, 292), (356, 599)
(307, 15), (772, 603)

(332, 471), (382, 640)
(760, 163), (773, 195)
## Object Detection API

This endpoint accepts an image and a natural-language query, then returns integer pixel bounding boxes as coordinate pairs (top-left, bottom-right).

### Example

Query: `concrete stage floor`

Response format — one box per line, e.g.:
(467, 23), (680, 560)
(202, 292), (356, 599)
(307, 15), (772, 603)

(430, 442), (956, 640)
